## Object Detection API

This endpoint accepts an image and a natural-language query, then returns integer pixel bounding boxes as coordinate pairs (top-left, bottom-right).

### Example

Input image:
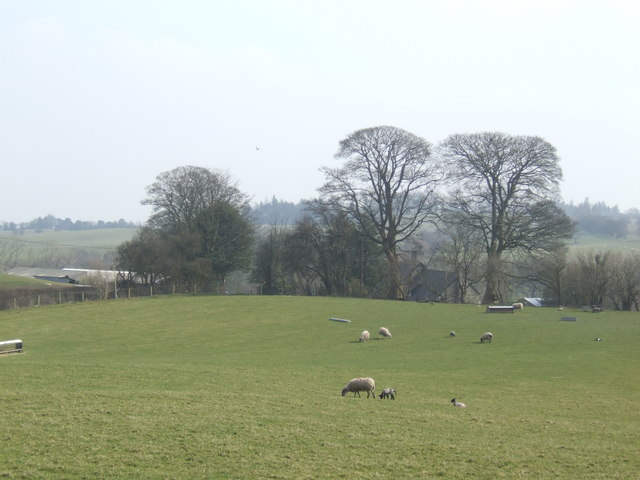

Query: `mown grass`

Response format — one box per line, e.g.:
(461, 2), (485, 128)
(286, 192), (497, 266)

(0, 296), (638, 479)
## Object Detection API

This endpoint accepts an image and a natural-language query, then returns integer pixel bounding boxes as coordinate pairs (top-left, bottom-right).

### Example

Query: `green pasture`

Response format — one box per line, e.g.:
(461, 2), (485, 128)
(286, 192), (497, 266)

(0, 228), (138, 258)
(568, 232), (640, 255)
(0, 273), (54, 289)
(1, 296), (638, 479)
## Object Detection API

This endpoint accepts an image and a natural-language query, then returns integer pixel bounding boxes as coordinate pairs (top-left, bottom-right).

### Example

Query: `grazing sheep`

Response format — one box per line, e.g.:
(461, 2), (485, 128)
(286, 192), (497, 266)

(379, 388), (396, 400)
(341, 377), (376, 398)
(512, 302), (524, 311)
(480, 332), (493, 343)
(378, 327), (392, 338)
(451, 398), (466, 408)
(595, 337), (602, 342)
(449, 331), (456, 337)
(592, 306), (602, 313)
(359, 330), (370, 342)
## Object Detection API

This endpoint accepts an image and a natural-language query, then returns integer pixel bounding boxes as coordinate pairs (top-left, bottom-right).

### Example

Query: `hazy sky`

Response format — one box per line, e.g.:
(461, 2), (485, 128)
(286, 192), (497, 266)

(1, 0), (638, 223)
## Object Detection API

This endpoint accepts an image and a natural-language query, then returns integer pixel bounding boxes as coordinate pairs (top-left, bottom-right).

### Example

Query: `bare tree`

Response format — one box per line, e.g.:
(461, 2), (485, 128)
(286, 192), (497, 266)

(605, 251), (640, 311)
(516, 245), (570, 306)
(252, 223), (289, 295)
(439, 132), (575, 304)
(566, 250), (610, 308)
(320, 126), (442, 299)
(0, 237), (24, 269)
(431, 222), (485, 303)
(143, 165), (248, 230)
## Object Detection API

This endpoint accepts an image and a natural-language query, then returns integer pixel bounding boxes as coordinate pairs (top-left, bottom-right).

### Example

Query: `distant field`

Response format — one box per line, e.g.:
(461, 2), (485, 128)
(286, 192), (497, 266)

(0, 228), (138, 253)
(1, 296), (638, 479)
(0, 273), (57, 288)
(568, 231), (640, 255)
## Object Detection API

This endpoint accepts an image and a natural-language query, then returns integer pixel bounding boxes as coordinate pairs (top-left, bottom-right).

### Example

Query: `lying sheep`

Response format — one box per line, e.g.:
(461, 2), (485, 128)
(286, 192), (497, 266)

(359, 330), (370, 342)
(449, 331), (456, 337)
(512, 302), (524, 311)
(341, 377), (376, 398)
(451, 398), (466, 408)
(378, 327), (392, 338)
(379, 388), (396, 400)
(480, 332), (493, 343)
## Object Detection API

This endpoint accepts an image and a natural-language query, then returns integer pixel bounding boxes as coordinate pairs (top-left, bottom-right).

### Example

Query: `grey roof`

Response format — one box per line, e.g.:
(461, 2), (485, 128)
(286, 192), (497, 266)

(523, 297), (543, 307)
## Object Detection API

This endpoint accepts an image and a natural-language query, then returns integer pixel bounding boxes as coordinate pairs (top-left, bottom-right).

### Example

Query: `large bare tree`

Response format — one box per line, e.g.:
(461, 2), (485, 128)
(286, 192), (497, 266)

(320, 126), (442, 299)
(439, 132), (575, 304)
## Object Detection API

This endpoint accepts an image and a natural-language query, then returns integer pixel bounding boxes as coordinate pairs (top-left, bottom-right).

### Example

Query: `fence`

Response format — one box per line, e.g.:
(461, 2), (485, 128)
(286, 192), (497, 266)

(0, 282), (247, 311)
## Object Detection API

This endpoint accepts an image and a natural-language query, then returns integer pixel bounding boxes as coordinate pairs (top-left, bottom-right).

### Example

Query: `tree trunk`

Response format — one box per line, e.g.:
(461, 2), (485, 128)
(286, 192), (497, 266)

(386, 250), (405, 300)
(482, 252), (500, 304)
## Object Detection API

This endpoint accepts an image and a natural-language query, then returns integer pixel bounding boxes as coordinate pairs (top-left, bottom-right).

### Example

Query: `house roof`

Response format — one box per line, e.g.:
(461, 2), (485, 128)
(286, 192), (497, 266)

(523, 297), (543, 307)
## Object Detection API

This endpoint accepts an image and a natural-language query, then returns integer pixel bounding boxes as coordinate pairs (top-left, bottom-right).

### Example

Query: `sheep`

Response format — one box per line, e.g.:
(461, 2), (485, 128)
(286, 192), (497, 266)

(379, 388), (396, 400)
(449, 331), (456, 337)
(359, 330), (370, 342)
(378, 327), (392, 338)
(341, 377), (376, 398)
(595, 337), (602, 342)
(480, 332), (493, 343)
(512, 302), (524, 311)
(451, 398), (466, 408)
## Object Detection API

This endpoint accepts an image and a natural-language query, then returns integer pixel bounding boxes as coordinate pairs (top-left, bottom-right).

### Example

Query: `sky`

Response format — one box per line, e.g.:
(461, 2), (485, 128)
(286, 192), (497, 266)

(1, 0), (638, 223)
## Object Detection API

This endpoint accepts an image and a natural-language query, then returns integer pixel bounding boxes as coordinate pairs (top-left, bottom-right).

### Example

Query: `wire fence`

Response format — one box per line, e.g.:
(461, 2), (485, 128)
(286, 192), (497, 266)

(0, 283), (231, 311)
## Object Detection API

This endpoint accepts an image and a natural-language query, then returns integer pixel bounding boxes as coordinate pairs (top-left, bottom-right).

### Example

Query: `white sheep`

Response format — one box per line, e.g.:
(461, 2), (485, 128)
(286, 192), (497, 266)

(341, 377), (376, 398)
(480, 332), (493, 343)
(512, 302), (524, 311)
(451, 398), (466, 408)
(379, 387), (396, 400)
(359, 330), (370, 342)
(449, 331), (456, 337)
(378, 327), (392, 338)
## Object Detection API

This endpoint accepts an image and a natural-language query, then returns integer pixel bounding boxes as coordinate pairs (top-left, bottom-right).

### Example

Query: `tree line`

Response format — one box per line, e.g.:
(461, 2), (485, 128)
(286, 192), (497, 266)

(2, 215), (138, 232)
(113, 126), (639, 310)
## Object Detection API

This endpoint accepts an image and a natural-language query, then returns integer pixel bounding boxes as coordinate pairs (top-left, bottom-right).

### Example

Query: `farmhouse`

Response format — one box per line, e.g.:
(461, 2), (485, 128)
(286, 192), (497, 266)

(405, 264), (482, 303)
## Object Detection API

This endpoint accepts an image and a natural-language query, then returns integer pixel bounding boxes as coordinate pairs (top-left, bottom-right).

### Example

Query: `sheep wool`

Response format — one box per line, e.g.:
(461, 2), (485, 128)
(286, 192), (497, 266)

(379, 388), (396, 400)
(341, 377), (376, 398)
(359, 330), (370, 342)
(378, 327), (392, 338)
(480, 332), (493, 343)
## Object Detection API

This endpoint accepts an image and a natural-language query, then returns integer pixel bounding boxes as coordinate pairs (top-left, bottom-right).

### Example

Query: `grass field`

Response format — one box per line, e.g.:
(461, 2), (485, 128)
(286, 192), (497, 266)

(0, 228), (138, 261)
(568, 232), (640, 255)
(0, 273), (56, 289)
(0, 296), (638, 479)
